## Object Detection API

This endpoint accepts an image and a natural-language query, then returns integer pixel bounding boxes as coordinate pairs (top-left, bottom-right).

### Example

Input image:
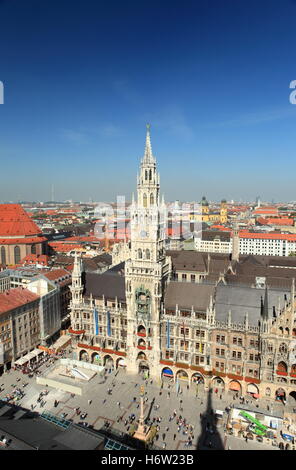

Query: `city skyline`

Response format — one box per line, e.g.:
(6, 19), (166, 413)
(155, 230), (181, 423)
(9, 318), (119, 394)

(0, 0), (296, 201)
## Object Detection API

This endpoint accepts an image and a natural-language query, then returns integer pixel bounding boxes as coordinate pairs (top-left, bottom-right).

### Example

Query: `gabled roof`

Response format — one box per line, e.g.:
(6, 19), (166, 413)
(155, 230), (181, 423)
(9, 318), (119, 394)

(215, 284), (290, 325)
(167, 250), (207, 272)
(42, 269), (71, 283)
(21, 254), (50, 266)
(0, 287), (39, 315)
(0, 204), (43, 237)
(84, 271), (126, 302)
(164, 282), (215, 311)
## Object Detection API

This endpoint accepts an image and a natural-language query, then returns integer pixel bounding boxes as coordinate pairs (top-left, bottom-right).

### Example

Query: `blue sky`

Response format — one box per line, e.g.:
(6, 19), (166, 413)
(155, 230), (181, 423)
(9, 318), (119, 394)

(0, 0), (296, 203)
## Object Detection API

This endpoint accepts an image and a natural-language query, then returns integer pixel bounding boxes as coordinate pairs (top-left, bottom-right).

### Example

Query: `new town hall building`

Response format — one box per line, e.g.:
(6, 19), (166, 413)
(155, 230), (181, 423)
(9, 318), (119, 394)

(69, 127), (296, 404)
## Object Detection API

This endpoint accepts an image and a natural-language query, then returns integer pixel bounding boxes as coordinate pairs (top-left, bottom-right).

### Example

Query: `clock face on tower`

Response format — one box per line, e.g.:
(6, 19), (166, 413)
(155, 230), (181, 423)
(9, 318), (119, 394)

(140, 230), (148, 238)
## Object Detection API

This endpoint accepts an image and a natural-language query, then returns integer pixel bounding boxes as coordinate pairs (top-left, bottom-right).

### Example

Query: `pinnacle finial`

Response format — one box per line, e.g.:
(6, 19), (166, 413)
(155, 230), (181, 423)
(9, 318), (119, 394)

(143, 123), (155, 163)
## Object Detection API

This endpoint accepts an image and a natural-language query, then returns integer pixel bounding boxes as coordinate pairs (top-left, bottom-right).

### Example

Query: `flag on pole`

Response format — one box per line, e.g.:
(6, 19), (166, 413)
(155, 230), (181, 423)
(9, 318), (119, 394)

(182, 321), (186, 341)
(166, 319), (170, 349)
(93, 308), (99, 336)
(107, 311), (111, 336)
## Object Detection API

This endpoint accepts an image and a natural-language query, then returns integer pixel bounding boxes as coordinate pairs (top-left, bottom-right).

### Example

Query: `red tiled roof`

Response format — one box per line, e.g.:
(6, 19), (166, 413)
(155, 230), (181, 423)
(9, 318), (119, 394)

(0, 287), (39, 315)
(63, 236), (100, 242)
(48, 242), (84, 252)
(0, 204), (43, 237)
(266, 217), (294, 226)
(0, 236), (47, 245)
(65, 264), (74, 272)
(43, 268), (71, 281)
(211, 224), (230, 231)
(239, 230), (296, 241)
(257, 216), (294, 226)
(253, 207), (278, 215)
(21, 254), (50, 266)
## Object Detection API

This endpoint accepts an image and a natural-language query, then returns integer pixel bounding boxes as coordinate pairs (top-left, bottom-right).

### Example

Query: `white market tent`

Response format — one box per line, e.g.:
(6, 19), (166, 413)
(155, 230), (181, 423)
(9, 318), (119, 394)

(14, 348), (44, 366)
(51, 334), (71, 352)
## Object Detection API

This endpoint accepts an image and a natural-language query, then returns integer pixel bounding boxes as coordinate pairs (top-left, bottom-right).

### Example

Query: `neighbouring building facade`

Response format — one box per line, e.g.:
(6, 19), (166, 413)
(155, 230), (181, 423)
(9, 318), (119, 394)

(0, 204), (47, 266)
(0, 287), (40, 373)
(68, 127), (296, 404)
(194, 228), (296, 257)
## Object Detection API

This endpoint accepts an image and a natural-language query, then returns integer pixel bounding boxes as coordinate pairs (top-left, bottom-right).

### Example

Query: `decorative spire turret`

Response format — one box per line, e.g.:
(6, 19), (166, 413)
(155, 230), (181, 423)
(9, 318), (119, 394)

(262, 285), (269, 320)
(71, 251), (83, 305)
(143, 123), (155, 164)
(136, 124), (160, 208)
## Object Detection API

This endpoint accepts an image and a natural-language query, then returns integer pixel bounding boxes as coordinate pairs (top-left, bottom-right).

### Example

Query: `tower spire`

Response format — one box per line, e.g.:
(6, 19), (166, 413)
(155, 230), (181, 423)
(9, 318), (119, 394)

(261, 285), (269, 320)
(143, 123), (155, 164)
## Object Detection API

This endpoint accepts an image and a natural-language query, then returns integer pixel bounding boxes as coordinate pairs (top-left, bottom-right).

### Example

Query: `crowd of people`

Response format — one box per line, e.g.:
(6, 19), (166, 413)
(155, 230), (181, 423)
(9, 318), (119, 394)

(12, 349), (68, 377)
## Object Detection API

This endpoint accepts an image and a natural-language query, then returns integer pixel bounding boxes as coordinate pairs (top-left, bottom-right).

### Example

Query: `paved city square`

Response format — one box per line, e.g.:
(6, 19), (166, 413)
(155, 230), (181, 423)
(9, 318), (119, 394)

(0, 349), (288, 450)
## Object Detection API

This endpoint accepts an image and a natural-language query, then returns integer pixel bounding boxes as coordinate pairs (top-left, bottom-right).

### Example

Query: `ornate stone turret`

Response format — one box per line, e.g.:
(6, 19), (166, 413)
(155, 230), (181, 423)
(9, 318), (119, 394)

(70, 252), (83, 305)
(220, 199), (228, 224)
(231, 222), (240, 262)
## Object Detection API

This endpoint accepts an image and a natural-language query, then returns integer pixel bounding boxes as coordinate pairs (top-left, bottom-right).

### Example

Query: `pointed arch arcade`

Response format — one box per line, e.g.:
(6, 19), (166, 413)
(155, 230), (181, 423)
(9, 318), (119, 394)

(14, 246), (21, 264)
(1, 246), (6, 265)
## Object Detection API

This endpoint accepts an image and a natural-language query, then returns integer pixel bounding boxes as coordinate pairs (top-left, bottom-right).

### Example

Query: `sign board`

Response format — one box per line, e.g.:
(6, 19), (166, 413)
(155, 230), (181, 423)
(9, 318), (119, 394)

(282, 433), (294, 442)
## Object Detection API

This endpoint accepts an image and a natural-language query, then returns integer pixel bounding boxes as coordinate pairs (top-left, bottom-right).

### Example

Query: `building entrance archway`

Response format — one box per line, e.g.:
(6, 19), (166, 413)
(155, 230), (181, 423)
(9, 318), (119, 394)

(91, 352), (102, 365)
(247, 383), (259, 398)
(138, 360), (149, 377)
(275, 387), (286, 402)
(103, 355), (114, 370)
(192, 373), (205, 386)
(228, 380), (241, 393)
(176, 370), (189, 386)
(161, 367), (174, 382)
(212, 376), (225, 392)
(79, 350), (89, 362)
(288, 391), (296, 405)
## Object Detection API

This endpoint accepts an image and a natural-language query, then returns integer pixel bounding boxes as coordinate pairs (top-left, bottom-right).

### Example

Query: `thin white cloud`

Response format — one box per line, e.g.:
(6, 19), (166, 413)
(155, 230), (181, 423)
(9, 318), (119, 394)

(97, 124), (125, 138)
(144, 107), (195, 140)
(61, 128), (86, 143)
(208, 107), (296, 128)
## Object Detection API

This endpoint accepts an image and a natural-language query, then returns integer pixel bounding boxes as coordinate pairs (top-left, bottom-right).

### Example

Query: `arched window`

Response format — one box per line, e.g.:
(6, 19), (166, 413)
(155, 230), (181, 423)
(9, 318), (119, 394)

(146, 249), (150, 260)
(14, 246), (21, 264)
(149, 169), (152, 180)
(279, 343), (287, 354)
(145, 170), (148, 180)
(150, 193), (154, 205)
(138, 249), (142, 259)
(1, 246), (6, 265)
(31, 244), (36, 254)
(277, 361), (287, 373)
(143, 194), (147, 208)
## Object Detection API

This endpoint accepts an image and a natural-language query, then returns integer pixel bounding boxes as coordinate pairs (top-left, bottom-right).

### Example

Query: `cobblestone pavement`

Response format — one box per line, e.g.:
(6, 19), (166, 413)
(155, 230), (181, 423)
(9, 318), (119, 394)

(0, 357), (287, 450)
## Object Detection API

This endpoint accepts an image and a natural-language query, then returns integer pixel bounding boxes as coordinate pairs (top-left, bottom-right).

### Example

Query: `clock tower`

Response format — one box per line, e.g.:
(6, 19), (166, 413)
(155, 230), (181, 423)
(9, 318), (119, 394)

(125, 125), (171, 376)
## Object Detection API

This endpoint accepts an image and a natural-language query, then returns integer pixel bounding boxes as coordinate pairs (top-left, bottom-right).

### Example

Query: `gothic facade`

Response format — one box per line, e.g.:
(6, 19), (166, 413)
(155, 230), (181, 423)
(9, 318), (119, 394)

(69, 127), (296, 404)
